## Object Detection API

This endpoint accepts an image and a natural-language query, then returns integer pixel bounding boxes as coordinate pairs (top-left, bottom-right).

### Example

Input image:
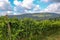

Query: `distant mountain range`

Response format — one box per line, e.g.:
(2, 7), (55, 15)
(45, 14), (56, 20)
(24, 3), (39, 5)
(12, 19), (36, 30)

(8, 12), (60, 20)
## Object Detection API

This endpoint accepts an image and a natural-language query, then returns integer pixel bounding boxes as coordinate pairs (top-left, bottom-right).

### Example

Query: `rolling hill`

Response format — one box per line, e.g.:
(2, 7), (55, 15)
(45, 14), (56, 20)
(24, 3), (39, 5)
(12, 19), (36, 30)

(8, 13), (60, 20)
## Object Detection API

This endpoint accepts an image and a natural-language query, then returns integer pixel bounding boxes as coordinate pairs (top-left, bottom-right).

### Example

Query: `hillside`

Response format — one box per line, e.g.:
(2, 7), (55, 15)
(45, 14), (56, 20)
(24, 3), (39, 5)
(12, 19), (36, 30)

(8, 13), (60, 20)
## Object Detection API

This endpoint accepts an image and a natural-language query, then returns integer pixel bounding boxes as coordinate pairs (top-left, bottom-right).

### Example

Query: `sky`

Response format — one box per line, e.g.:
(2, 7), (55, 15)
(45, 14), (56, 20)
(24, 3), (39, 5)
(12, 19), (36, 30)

(0, 0), (60, 15)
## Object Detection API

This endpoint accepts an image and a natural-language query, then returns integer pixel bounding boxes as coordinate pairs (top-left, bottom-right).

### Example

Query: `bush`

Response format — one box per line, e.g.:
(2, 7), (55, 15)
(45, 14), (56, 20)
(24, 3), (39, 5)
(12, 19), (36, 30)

(0, 17), (60, 40)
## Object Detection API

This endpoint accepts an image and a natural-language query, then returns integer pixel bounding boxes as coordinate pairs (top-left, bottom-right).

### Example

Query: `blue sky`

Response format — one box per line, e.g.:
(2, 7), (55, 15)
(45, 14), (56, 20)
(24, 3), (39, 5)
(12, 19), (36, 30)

(9, 0), (52, 9)
(0, 0), (60, 15)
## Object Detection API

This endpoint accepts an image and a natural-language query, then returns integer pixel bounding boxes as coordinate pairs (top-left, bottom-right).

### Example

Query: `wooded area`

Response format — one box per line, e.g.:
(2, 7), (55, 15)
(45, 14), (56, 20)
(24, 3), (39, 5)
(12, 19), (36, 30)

(0, 16), (60, 40)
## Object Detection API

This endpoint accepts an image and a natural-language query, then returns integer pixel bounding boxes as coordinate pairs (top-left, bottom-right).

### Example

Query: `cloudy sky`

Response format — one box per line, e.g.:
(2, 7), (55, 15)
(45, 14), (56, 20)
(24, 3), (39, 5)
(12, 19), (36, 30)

(0, 0), (60, 15)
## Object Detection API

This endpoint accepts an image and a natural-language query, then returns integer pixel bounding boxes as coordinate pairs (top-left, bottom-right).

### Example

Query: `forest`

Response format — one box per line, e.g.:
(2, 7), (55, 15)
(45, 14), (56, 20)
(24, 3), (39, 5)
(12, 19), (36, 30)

(0, 16), (60, 40)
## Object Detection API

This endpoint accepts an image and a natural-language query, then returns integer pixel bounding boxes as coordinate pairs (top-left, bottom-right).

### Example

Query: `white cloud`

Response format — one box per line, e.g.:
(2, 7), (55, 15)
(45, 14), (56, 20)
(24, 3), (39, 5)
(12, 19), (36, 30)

(41, 3), (60, 13)
(0, 0), (12, 11)
(40, 0), (49, 2)
(0, 0), (13, 16)
(14, 0), (42, 13)
(33, 5), (40, 11)
(24, 5), (41, 13)
(14, 0), (22, 6)
(14, 6), (25, 13)
(14, 5), (41, 14)
(14, 0), (34, 9)
(0, 2), (4, 7)
(0, 11), (13, 16)
(22, 0), (34, 9)
(40, 0), (60, 2)
(50, 0), (60, 2)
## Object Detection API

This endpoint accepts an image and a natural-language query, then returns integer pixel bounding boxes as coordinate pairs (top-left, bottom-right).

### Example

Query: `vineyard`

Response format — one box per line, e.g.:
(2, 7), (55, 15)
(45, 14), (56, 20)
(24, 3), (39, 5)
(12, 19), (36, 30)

(0, 16), (60, 40)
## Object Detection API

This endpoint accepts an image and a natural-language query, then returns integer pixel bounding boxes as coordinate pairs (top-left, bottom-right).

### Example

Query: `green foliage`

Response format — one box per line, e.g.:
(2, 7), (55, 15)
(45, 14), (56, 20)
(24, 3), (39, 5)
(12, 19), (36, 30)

(0, 16), (60, 40)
